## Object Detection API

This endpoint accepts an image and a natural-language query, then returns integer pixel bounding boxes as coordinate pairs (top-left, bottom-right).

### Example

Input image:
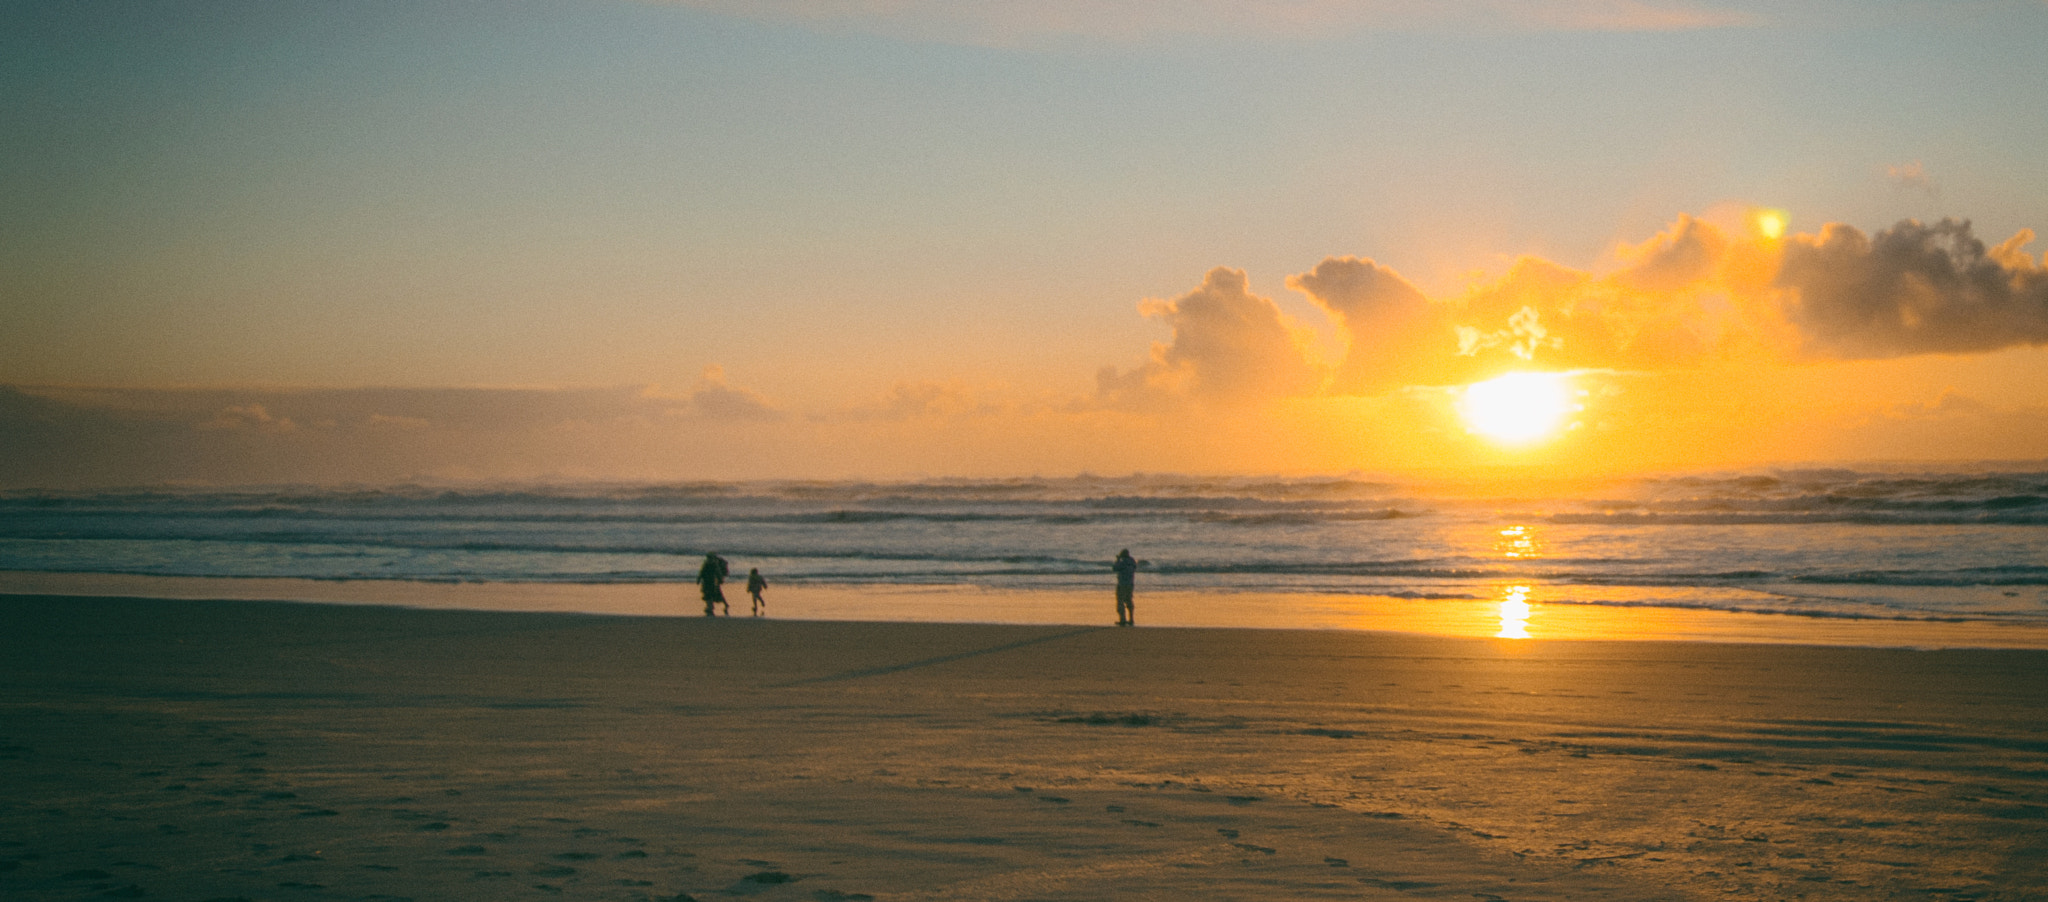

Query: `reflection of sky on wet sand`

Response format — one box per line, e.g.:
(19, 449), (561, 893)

(10, 572), (2048, 649)
(1497, 585), (1532, 639)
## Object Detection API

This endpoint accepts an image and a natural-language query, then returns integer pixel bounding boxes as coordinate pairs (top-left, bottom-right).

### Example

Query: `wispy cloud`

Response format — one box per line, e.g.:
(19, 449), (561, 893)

(1884, 160), (1939, 196)
(686, 365), (785, 421)
(671, 0), (1759, 46)
(0, 380), (792, 487)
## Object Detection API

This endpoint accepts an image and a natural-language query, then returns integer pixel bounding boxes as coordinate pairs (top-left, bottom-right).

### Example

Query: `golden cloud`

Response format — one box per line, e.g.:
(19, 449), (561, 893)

(1112, 213), (2048, 407)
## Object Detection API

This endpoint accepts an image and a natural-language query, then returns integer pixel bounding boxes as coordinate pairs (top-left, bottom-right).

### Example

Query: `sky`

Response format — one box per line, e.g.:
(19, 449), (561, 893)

(4, 0), (2048, 487)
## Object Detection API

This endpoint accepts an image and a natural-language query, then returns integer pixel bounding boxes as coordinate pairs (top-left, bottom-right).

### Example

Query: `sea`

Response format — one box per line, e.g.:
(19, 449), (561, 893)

(2, 467), (2045, 631)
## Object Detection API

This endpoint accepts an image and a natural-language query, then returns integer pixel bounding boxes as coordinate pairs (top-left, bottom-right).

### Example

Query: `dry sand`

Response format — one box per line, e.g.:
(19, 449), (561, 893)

(4, 594), (2046, 901)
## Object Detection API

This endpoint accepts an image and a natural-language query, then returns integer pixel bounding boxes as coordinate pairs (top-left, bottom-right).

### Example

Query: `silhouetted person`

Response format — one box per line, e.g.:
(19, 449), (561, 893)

(1113, 548), (1139, 626)
(698, 552), (729, 616)
(746, 567), (768, 617)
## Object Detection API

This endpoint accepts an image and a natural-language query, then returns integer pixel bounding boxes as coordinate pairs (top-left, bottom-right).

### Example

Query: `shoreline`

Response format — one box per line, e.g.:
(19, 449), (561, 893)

(8, 569), (2048, 649)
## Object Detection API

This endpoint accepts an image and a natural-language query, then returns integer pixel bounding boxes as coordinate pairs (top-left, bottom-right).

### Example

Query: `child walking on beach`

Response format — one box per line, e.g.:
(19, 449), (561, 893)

(746, 568), (768, 617)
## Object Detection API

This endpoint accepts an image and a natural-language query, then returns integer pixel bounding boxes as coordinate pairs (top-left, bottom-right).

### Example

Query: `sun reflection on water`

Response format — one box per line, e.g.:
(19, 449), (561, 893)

(1495, 525), (1542, 558)
(1497, 585), (1532, 639)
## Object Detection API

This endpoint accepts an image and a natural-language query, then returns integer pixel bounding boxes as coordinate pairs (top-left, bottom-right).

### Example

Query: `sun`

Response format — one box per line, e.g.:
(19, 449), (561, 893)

(1459, 371), (1575, 444)
(1755, 208), (1788, 240)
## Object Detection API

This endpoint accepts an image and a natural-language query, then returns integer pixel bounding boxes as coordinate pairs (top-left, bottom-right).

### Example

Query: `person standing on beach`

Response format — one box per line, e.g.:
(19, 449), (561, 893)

(1113, 548), (1139, 626)
(746, 567), (768, 617)
(697, 553), (729, 616)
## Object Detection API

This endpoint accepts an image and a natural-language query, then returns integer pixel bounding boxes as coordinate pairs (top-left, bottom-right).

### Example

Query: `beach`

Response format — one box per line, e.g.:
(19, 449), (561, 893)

(5, 593), (2047, 900)
(12, 4), (2048, 900)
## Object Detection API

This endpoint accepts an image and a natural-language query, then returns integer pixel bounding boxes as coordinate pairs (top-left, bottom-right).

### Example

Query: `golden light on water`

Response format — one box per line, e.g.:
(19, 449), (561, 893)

(1495, 527), (1538, 638)
(1496, 525), (1541, 558)
(1459, 371), (1575, 444)
(1497, 585), (1533, 639)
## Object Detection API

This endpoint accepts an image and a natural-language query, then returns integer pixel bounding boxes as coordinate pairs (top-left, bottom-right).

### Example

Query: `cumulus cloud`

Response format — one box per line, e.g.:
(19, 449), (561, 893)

(673, 0), (1755, 46)
(1093, 213), (1791, 405)
(1611, 212), (1728, 292)
(1089, 213), (2046, 406)
(1459, 211), (1906, 377)
(1095, 210), (2048, 407)
(1097, 267), (1324, 407)
(1344, 214), (1777, 380)
(1777, 219), (2048, 358)
(1287, 256), (1448, 392)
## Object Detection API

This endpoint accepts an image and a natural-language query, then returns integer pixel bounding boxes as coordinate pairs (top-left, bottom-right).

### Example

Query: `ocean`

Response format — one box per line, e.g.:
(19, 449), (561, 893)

(3, 467), (2045, 628)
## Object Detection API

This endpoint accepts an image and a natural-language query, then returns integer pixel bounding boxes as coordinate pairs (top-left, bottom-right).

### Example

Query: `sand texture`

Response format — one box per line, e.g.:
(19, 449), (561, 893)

(4, 594), (2047, 901)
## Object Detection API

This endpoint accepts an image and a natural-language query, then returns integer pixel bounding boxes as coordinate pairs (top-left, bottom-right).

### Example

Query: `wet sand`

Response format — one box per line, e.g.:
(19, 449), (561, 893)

(4, 593), (2047, 900)
(10, 571), (2048, 649)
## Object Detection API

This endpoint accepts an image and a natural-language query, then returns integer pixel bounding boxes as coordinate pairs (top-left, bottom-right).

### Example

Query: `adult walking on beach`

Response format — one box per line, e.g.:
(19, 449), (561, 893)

(697, 552), (729, 616)
(746, 567), (768, 617)
(1113, 548), (1139, 626)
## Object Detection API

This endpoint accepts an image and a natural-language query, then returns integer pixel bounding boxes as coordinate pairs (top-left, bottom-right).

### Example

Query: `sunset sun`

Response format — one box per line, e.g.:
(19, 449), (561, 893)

(1756, 208), (1789, 239)
(1459, 371), (1575, 444)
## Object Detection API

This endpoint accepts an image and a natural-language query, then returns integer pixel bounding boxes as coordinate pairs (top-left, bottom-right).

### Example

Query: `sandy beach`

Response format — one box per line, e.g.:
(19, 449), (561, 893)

(5, 593), (2047, 901)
